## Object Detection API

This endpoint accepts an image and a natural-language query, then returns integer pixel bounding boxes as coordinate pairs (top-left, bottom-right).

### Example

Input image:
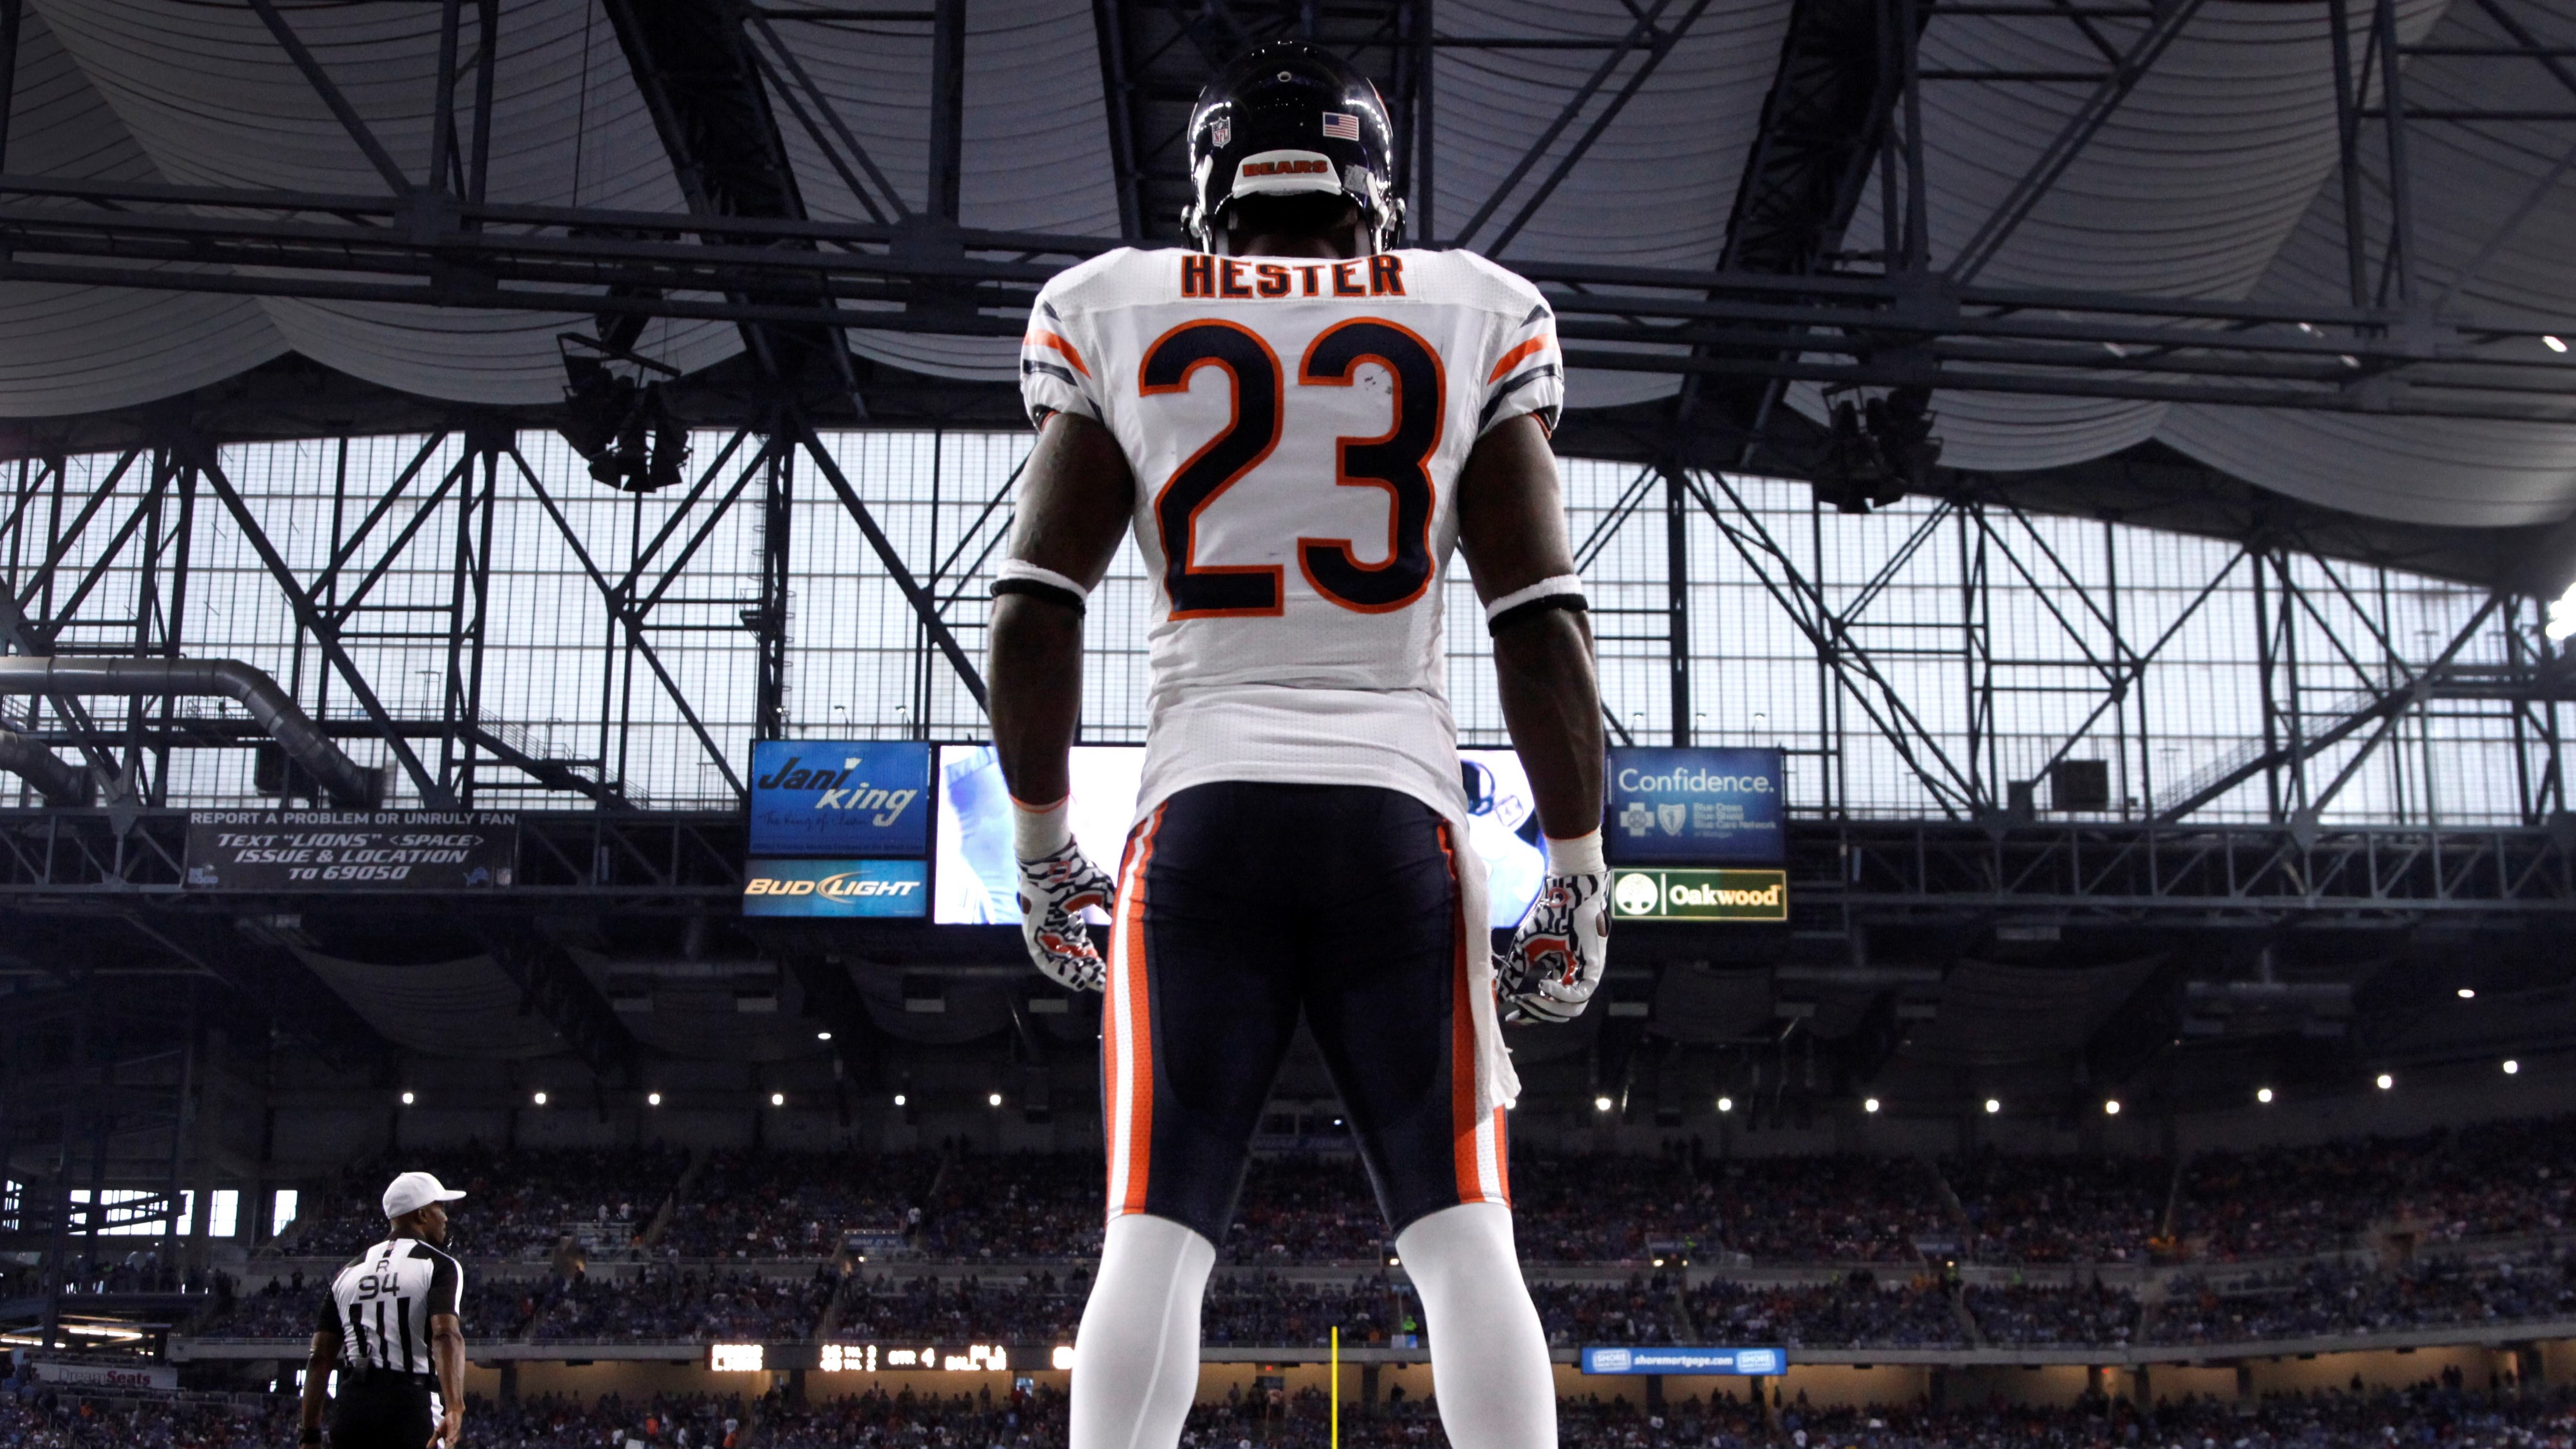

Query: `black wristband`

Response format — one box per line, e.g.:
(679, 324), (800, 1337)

(991, 576), (1086, 615)
(1487, 591), (1588, 636)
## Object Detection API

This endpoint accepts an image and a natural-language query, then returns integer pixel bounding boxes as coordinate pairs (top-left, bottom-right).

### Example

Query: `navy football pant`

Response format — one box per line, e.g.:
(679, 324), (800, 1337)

(1099, 781), (1509, 1247)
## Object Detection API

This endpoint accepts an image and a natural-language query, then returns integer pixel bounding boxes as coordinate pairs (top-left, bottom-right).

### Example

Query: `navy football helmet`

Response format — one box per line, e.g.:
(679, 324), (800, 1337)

(1182, 41), (1405, 253)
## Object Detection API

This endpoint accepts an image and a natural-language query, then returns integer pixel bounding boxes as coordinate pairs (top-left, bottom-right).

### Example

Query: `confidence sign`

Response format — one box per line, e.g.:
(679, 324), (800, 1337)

(184, 811), (518, 890)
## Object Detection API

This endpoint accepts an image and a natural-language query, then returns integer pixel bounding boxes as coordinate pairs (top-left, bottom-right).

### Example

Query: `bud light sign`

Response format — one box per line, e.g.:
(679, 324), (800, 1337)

(749, 741), (931, 856)
(1606, 747), (1785, 865)
(743, 858), (929, 918)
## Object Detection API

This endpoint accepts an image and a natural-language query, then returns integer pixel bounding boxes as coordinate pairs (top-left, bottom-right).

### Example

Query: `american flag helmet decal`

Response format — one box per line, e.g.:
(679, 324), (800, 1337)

(1321, 112), (1360, 141)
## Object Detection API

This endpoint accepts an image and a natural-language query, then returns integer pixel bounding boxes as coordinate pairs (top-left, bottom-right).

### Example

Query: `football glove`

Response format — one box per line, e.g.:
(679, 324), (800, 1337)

(1016, 840), (1116, 993)
(1496, 866), (1610, 1025)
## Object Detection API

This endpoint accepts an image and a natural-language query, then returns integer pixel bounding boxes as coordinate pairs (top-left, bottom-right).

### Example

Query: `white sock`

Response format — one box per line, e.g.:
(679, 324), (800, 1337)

(1397, 1202), (1558, 1449)
(1069, 1213), (1214, 1449)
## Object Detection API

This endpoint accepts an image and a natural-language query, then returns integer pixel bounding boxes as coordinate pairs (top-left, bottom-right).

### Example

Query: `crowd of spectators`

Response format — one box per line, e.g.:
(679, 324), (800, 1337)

(913, 1152), (1102, 1260)
(2388, 1114), (2576, 1243)
(514, 1267), (837, 1342)
(286, 1146), (686, 1260)
(195, 1275), (318, 1340)
(1961, 1280), (2142, 1346)
(0, 1392), (291, 1449)
(657, 1150), (932, 1259)
(2158, 1245), (2576, 1344)
(468, 1392), (742, 1448)
(836, 1272), (1085, 1345)
(1694, 1156), (1952, 1264)
(1687, 1272), (1967, 1348)
(257, 1111), (2576, 1275)
(6, 1364), (2570, 1448)
(1946, 1152), (2171, 1264)
(1201, 1273), (1397, 1347)
(1527, 1276), (1687, 1347)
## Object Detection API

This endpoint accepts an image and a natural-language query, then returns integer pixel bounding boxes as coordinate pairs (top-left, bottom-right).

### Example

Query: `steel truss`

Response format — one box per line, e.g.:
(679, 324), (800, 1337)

(0, 0), (2564, 423)
(0, 417), (1004, 812)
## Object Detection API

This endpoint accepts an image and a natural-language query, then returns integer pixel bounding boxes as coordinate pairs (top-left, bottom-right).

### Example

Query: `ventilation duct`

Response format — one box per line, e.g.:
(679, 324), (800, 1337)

(0, 728), (91, 805)
(0, 658), (382, 808)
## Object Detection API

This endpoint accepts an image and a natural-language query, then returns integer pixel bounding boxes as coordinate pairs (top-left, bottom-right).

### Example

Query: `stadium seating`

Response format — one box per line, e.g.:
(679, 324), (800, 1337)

(271, 1113), (2576, 1272)
(7, 1381), (2571, 1449)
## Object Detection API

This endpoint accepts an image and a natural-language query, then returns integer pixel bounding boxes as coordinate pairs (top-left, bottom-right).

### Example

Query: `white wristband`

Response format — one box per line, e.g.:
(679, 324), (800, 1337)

(1545, 829), (1606, 877)
(1484, 573), (1585, 624)
(997, 559), (1091, 601)
(1013, 795), (1073, 859)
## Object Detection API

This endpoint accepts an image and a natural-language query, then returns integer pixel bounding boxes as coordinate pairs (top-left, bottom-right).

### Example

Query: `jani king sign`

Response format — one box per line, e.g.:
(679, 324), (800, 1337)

(748, 741), (932, 857)
(1606, 747), (1787, 866)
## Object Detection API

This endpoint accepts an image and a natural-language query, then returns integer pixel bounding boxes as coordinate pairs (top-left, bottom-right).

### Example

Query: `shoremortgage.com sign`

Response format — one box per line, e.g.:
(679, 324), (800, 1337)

(1609, 868), (1788, 922)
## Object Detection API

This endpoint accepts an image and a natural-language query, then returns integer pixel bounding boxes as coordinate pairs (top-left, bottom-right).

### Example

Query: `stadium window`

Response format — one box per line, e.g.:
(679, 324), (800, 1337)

(272, 1189), (300, 1236)
(208, 1190), (240, 1238)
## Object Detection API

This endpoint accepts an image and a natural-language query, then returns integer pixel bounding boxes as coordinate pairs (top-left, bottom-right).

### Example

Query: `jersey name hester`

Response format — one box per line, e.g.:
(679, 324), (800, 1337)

(1181, 254), (1406, 299)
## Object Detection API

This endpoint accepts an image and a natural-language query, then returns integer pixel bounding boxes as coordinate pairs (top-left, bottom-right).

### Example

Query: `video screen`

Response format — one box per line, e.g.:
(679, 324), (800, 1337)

(933, 744), (1146, 926)
(931, 744), (1547, 930)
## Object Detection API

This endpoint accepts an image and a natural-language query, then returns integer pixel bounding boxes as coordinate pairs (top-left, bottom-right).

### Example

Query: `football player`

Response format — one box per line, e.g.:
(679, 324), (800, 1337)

(990, 40), (1607, 1449)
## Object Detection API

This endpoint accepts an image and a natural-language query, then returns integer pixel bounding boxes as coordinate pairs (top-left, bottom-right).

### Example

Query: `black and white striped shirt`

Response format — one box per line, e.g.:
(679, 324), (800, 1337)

(318, 1237), (463, 1376)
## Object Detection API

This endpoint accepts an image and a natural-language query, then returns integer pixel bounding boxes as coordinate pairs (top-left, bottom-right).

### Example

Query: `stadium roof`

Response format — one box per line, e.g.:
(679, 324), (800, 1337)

(0, 0), (2571, 583)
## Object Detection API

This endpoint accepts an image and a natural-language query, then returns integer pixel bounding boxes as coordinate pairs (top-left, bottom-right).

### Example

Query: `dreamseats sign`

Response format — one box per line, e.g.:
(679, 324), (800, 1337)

(748, 741), (931, 856)
(1606, 747), (1786, 866)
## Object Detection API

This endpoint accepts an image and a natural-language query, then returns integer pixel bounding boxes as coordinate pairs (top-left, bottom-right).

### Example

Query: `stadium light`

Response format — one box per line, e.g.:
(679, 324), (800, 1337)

(647, 1091), (662, 1107)
(817, 1030), (833, 1041)
(988, 1092), (1004, 1108)
(1863, 1097), (1880, 1113)
(1594, 1095), (1614, 1113)
(2257, 1087), (2274, 1104)
(770, 1091), (786, 1107)
(1716, 1096), (1734, 1113)
(893, 1093), (907, 1107)
(2549, 336), (2569, 353)
(2375, 1073), (2395, 1091)
(1983, 1098), (2001, 1115)
(2457, 987), (2477, 1000)
(400, 1091), (415, 1106)
(2102, 1099), (2121, 1116)
(531, 1091), (547, 1107)
(2504, 1059), (2521, 1075)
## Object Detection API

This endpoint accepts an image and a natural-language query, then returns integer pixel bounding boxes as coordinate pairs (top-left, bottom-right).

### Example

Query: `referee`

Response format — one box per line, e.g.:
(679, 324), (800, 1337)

(298, 1171), (468, 1448)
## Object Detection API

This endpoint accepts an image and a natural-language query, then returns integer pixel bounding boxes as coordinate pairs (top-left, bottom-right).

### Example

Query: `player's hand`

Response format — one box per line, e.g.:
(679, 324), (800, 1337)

(1495, 866), (1609, 1024)
(1016, 840), (1116, 992)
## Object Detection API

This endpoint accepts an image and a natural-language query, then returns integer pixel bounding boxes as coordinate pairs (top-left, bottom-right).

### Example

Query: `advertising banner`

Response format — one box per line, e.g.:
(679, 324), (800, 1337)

(1581, 1347), (1784, 1376)
(184, 812), (516, 890)
(1606, 747), (1786, 865)
(748, 741), (932, 857)
(1609, 868), (1790, 922)
(28, 1358), (180, 1390)
(742, 858), (929, 918)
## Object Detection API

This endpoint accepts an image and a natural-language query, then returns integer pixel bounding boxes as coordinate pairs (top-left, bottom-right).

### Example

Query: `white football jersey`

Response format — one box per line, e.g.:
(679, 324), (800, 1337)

(1019, 246), (1563, 824)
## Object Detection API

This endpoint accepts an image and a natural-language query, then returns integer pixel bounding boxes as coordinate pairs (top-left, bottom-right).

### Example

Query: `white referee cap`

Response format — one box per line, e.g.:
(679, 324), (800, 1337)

(382, 1170), (467, 1220)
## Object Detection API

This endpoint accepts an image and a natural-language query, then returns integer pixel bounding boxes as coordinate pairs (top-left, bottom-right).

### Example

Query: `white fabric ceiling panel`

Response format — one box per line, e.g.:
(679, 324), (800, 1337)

(1801, 0), (2446, 478)
(1433, 0), (1790, 409)
(32, 0), (739, 404)
(2155, 1), (2576, 527)
(756, 0), (1119, 381)
(0, 9), (287, 417)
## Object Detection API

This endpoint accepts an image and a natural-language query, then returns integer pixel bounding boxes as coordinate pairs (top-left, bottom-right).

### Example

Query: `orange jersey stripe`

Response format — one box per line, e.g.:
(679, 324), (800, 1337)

(1115, 806), (1165, 1215)
(1024, 329), (1091, 378)
(1486, 332), (1554, 385)
(1440, 822), (1484, 1203)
